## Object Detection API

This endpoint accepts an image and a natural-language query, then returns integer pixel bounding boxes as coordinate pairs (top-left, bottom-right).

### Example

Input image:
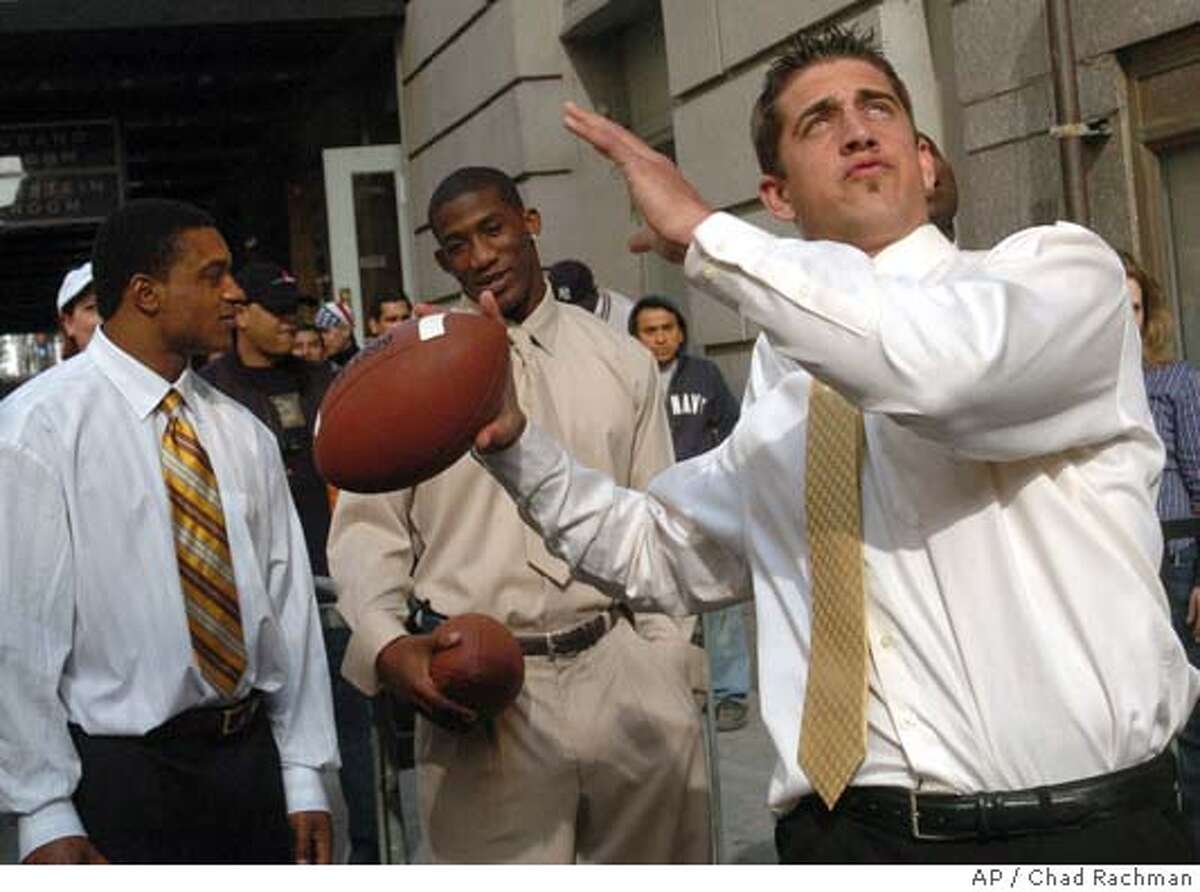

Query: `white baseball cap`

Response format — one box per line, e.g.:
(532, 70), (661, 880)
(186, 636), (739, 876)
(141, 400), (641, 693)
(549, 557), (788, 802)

(56, 261), (94, 313)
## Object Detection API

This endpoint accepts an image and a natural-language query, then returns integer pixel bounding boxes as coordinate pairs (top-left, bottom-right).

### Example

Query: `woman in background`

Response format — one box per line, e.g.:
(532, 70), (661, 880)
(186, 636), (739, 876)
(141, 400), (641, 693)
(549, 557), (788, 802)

(1126, 249), (1200, 853)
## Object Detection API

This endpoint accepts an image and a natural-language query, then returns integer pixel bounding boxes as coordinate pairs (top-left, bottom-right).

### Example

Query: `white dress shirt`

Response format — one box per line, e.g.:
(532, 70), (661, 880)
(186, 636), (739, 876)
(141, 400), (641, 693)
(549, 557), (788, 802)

(481, 213), (1200, 817)
(0, 329), (339, 859)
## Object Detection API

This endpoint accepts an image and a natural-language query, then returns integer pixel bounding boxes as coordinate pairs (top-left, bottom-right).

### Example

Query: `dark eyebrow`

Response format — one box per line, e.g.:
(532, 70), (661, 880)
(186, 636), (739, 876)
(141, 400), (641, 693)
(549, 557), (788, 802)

(794, 96), (839, 135)
(857, 87), (899, 107)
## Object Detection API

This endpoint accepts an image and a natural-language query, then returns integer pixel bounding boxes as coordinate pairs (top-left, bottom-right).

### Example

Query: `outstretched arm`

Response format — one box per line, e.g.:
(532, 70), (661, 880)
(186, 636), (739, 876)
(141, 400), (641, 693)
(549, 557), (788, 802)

(469, 294), (750, 615)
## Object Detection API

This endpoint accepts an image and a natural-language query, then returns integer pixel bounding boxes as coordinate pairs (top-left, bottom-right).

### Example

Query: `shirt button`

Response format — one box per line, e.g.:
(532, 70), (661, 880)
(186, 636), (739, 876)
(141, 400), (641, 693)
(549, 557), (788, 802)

(879, 632), (895, 649)
(702, 264), (717, 281)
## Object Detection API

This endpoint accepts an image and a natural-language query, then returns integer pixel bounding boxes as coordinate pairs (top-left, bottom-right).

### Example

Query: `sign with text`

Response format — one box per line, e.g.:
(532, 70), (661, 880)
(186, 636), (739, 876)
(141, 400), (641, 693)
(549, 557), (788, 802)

(0, 120), (122, 227)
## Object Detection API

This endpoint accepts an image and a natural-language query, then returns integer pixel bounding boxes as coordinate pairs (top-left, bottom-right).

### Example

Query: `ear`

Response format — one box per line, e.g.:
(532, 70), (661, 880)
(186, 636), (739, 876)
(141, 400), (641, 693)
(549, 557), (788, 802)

(128, 273), (162, 315)
(758, 174), (798, 224)
(917, 137), (936, 195)
(524, 207), (542, 238)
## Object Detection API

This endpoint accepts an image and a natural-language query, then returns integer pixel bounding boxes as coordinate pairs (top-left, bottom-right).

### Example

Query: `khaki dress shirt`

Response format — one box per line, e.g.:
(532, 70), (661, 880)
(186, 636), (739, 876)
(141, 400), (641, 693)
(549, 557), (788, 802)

(329, 290), (675, 693)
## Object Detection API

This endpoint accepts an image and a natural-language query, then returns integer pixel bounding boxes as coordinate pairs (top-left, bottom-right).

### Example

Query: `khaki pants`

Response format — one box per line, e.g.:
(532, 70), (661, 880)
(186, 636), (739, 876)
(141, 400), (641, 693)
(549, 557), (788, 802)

(417, 618), (711, 863)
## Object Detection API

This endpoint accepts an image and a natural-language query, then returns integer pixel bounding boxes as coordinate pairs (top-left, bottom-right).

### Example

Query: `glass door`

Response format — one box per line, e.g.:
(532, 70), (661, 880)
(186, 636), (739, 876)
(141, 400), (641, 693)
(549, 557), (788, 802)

(321, 145), (416, 344)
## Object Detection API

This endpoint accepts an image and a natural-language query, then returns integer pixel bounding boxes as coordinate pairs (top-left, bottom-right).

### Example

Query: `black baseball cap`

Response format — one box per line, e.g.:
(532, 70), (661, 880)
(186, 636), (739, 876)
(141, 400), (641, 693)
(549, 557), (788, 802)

(236, 262), (302, 316)
(547, 259), (597, 304)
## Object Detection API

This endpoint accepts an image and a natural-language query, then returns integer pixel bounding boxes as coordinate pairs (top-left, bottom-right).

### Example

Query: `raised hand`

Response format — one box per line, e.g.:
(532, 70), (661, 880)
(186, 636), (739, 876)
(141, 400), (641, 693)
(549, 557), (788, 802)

(563, 101), (712, 262)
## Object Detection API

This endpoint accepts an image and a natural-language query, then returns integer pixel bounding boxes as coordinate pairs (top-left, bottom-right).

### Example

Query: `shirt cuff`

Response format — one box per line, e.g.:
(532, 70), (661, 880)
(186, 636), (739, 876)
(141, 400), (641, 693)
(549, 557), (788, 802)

(281, 764), (330, 815)
(684, 210), (876, 339)
(684, 211), (767, 282)
(17, 798), (86, 861)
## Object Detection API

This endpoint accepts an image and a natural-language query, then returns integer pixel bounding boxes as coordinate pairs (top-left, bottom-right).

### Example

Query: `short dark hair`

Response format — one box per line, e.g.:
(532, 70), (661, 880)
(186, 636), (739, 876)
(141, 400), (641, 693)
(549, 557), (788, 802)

(91, 198), (215, 318)
(629, 294), (688, 348)
(368, 291), (412, 322)
(427, 166), (524, 239)
(751, 24), (914, 177)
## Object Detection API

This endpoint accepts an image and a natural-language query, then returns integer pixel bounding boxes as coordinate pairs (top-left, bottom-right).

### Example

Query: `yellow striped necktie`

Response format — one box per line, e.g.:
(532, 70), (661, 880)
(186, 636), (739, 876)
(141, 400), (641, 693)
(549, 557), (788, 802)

(158, 389), (247, 698)
(799, 378), (868, 808)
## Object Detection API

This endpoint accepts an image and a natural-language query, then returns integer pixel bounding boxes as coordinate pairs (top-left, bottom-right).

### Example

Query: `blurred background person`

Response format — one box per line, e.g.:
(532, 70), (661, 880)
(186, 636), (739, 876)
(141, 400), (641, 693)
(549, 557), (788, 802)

(548, 258), (635, 335)
(365, 292), (411, 339)
(918, 132), (958, 242)
(1126, 248), (1200, 853)
(315, 301), (358, 369)
(293, 324), (325, 363)
(629, 294), (749, 731)
(200, 262), (377, 863)
(56, 261), (101, 359)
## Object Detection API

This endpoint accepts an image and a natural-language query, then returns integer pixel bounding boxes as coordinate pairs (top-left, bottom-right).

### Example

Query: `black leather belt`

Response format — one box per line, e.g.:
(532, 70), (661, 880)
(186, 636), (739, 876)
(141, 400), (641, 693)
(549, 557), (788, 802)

(515, 606), (630, 657)
(146, 691), (263, 742)
(791, 750), (1178, 841)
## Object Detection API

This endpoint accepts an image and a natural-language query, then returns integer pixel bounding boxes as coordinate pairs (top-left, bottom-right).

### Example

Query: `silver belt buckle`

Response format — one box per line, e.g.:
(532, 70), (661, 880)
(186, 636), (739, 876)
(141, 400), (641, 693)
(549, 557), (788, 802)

(909, 789), (955, 841)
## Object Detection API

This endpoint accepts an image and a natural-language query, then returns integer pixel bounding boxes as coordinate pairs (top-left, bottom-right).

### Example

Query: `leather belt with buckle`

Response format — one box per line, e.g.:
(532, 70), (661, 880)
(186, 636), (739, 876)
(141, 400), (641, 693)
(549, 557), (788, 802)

(787, 749), (1177, 841)
(515, 606), (630, 657)
(147, 691), (263, 742)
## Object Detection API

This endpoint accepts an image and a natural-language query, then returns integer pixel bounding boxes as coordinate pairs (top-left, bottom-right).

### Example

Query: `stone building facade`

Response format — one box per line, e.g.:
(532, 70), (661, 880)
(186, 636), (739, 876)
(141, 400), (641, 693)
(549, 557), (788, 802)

(397, 0), (1200, 390)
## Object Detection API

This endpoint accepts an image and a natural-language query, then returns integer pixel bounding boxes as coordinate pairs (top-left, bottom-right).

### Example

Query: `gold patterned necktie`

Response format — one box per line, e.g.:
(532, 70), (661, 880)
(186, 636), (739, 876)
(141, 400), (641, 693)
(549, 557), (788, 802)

(158, 389), (247, 698)
(799, 378), (868, 808)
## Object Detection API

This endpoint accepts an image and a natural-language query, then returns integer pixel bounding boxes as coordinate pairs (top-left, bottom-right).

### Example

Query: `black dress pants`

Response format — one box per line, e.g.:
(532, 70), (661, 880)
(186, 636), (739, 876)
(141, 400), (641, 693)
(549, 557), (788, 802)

(69, 709), (293, 864)
(775, 788), (1195, 864)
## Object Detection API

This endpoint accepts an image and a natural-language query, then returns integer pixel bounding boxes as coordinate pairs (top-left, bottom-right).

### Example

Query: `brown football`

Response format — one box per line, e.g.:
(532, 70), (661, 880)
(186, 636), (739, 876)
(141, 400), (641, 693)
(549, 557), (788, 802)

(429, 614), (525, 717)
(314, 312), (509, 493)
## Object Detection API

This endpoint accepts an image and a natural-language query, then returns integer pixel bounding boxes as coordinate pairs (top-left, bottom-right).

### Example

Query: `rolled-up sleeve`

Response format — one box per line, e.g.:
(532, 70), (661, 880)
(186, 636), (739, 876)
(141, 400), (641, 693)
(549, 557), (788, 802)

(0, 443), (86, 859)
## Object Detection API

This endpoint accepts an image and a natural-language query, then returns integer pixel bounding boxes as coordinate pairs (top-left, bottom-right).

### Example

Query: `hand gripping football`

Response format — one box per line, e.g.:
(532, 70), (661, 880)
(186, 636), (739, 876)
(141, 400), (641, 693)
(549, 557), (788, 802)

(314, 312), (509, 493)
(429, 614), (525, 717)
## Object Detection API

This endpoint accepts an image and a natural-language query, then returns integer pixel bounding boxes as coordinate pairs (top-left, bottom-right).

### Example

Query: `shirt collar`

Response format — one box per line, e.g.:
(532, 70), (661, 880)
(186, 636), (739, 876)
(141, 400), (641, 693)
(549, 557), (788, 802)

(453, 276), (559, 356)
(871, 223), (956, 280)
(89, 327), (196, 420)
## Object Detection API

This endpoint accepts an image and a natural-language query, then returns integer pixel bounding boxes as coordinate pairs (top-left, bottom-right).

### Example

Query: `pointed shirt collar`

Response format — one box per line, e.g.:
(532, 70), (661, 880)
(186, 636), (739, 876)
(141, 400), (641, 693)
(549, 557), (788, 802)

(89, 327), (198, 421)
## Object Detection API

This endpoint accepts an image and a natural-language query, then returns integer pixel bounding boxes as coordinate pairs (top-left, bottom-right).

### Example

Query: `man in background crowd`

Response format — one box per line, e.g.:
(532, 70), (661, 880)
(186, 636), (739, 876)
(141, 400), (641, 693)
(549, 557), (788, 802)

(293, 324), (325, 363)
(548, 258), (636, 335)
(200, 262), (377, 863)
(918, 131), (958, 240)
(366, 292), (411, 339)
(56, 261), (101, 359)
(315, 301), (358, 368)
(630, 294), (749, 731)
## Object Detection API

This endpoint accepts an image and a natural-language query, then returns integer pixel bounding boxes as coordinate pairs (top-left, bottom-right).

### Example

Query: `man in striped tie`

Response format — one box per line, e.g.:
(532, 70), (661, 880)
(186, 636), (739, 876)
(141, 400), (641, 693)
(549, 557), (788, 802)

(0, 199), (340, 864)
